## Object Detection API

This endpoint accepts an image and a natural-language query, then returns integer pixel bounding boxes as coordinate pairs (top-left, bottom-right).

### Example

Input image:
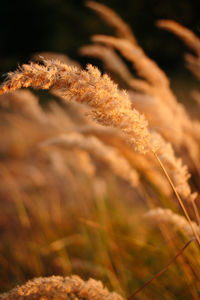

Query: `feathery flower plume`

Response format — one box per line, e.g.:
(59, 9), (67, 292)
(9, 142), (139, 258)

(0, 59), (151, 153)
(86, 1), (137, 45)
(145, 207), (200, 238)
(41, 132), (139, 187)
(0, 275), (124, 300)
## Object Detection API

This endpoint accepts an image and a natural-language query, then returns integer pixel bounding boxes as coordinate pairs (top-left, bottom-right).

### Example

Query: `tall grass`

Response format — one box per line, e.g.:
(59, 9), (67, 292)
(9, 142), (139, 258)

(0, 1), (200, 299)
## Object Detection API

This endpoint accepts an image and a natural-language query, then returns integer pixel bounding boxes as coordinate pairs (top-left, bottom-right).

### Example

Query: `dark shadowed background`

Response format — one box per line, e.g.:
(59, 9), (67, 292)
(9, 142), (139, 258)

(0, 0), (200, 96)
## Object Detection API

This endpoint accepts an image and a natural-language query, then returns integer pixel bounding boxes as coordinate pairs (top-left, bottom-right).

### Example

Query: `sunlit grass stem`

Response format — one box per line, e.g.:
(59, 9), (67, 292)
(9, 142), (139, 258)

(153, 151), (200, 246)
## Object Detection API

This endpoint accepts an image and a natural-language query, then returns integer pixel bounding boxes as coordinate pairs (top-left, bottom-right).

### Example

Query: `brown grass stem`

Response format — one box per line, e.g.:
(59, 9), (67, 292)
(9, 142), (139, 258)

(153, 151), (200, 246)
(127, 237), (196, 300)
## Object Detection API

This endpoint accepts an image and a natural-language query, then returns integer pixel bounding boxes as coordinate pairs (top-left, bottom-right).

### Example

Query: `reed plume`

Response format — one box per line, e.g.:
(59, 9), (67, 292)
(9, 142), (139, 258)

(0, 275), (124, 300)
(0, 59), (151, 153)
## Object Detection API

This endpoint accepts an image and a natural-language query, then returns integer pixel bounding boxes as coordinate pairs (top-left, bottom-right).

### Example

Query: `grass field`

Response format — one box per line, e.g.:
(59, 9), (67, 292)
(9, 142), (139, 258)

(1, 2), (200, 299)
